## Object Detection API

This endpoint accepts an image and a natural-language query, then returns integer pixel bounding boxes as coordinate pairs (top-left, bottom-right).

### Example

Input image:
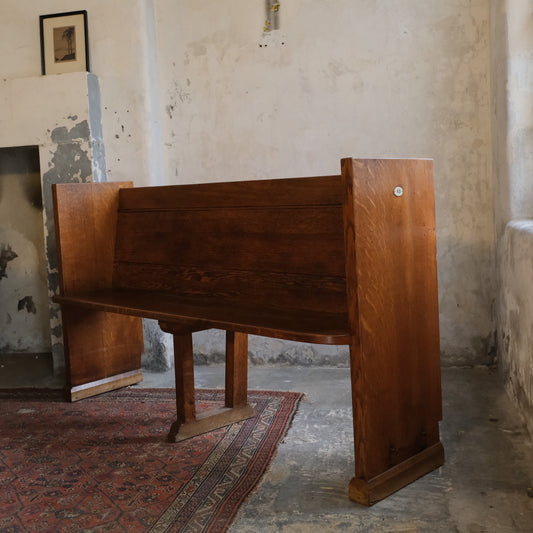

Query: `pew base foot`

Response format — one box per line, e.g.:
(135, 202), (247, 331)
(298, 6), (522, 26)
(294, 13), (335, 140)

(349, 441), (445, 506)
(69, 369), (143, 402)
(168, 404), (256, 442)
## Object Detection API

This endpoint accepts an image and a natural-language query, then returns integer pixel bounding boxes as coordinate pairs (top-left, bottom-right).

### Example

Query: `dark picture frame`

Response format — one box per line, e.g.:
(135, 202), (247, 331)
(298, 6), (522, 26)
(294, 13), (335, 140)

(40, 11), (89, 75)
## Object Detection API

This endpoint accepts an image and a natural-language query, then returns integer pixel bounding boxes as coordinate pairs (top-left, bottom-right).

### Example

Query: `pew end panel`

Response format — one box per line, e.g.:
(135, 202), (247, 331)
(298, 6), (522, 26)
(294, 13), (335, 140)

(342, 158), (444, 505)
(52, 182), (143, 401)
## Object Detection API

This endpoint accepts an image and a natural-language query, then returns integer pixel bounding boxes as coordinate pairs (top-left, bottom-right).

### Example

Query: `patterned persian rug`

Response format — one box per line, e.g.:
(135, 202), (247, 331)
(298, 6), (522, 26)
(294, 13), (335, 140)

(0, 388), (303, 532)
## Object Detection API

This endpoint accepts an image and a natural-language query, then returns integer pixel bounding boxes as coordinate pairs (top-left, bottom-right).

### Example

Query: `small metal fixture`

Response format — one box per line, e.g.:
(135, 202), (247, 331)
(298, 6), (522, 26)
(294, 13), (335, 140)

(393, 186), (404, 197)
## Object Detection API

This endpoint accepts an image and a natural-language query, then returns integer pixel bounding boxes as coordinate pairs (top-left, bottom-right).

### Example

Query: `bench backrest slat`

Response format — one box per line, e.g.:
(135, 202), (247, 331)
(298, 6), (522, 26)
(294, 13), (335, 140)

(113, 175), (348, 315)
(118, 175), (344, 210)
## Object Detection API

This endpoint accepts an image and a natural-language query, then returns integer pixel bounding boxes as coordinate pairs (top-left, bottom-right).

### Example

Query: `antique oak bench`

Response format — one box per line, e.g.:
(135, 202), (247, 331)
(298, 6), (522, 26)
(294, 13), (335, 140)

(52, 158), (444, 505)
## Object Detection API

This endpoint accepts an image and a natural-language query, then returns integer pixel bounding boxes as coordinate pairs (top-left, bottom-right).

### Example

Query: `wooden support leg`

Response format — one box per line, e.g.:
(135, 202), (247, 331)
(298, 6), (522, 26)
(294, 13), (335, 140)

(173, 332), (197, 424)
(225, 331), (249, 408)
(162, 325), (255, 443)
(347, 342), (444, 506)
(168, 332), (196, 440)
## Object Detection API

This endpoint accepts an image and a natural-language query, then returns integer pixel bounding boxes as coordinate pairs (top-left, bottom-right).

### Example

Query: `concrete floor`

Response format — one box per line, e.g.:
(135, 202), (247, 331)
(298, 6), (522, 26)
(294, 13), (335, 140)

(2, 360), (533, 532)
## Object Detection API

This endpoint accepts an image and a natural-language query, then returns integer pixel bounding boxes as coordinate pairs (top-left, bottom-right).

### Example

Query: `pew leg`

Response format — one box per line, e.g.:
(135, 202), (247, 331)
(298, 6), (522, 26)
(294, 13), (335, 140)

(173, 332), (197, 425)
(347, 342), (444, 506)
(168, 332), (196, 440)
(225, 331), (249, 408)
(165, 327), (254, 443)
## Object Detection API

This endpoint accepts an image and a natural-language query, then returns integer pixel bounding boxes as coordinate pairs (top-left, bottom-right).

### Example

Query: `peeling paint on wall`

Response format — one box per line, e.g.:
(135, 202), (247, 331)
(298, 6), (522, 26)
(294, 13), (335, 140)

(0, 73), (106, 373)
(41, 121), (93, 280)
(39, 120), (98, 366)
(0, 244), (17, 279)
(18, 296), (37, 314)
(50, 121), (91, 144)
(0, 146), (50, 354)
(499, 221), (533, 437)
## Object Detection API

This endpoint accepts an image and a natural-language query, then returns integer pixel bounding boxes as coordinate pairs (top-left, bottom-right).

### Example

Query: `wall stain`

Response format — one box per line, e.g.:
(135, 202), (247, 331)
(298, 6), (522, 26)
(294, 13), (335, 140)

(18, 296), (37, 314)
(50, 121), (91, 144)
(42, 121), (93, 281)
(24, 174), (44, 210)
(0, 244), (18, 279)
(166, 81), (192, 119)
(0, 146), (42, 209)
(39, 120), (97, 362)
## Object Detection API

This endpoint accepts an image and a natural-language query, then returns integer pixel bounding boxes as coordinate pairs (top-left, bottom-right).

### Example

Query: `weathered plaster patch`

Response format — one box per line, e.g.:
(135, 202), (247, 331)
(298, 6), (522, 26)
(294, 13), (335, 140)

(42, 122), (93, 278)
(498, 221), (533, 435)
(188, 42), (207, 57)
(142, 319), (173, 371)
(22, 177), (43, 210)
(40, 120), (99, 372)
(0, 244), (17, 279)
(18, 296), (36, 314)
(166, 80), (192, 119)
(50, 120), (91, 144)
(87, 73), (106, 183)
(0, 72), (106, 374)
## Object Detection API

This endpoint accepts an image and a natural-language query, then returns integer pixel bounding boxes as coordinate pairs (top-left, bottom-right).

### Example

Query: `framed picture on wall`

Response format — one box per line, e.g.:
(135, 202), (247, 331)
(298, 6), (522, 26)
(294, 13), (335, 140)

(40, 11), (89, 75)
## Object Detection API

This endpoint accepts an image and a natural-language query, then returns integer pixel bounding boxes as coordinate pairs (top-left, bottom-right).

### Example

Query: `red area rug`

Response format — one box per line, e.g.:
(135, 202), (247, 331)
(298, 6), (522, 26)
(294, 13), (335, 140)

(0, 388), (302, 532)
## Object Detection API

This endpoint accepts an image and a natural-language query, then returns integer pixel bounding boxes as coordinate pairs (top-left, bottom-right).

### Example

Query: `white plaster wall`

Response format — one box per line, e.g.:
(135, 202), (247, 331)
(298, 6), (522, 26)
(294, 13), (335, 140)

(0, 0), (162, 187)
(0, 73), (89, 147)
(154, 0), (494, 365)
(499, 222), (533, 437)
(492, 0), (533, 234)
(492, 0), (533, 433)
(0, 1), (496, 366)
(491, 0), (533, 237)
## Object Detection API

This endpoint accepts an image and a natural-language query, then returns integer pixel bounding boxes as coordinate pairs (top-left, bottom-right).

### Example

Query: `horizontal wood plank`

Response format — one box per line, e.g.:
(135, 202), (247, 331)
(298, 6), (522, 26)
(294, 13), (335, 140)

(112, 264), (347, 314)
(69, 370), (143, 402)
(114, 205), (346, 279)
(118, 175), (343, 210)
(54, 290), (351, 345)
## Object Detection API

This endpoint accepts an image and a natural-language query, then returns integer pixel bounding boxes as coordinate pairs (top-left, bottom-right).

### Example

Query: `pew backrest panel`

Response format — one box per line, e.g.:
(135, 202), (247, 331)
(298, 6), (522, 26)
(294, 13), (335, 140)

(113, 175), (348, 316)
